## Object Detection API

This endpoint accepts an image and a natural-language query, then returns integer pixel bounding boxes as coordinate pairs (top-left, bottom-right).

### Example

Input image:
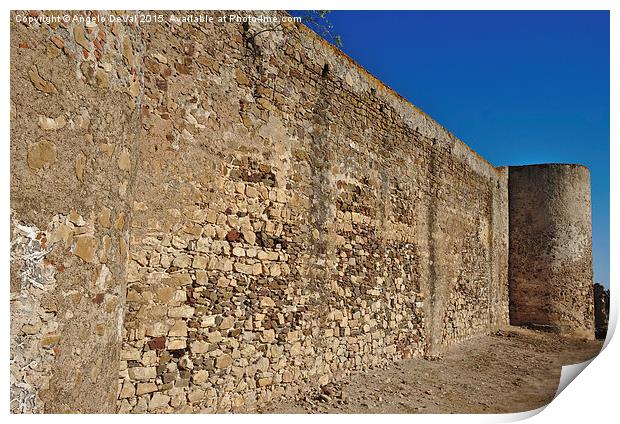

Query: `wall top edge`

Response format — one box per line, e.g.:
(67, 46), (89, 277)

(508, 163), (590, 172)
(293, 19), (503, 180)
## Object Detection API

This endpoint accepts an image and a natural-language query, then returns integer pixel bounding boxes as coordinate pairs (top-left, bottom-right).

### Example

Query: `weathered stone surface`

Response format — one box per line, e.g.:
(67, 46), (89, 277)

(118, 382), (135, 399)
(169, 305), (194, 318)
(75, 152), (86, 182)
(148, 336), (166, 350)
(41, 333), (60, 347)
(11, 12), (143, 413)
(10, 10), (593, 416)
(219, 315), (235, 330)
(207, 331), (222, 343)
(28, 65), (57, 93)
(226, 229), (241, 242)
(216, 354), (233, 369)
(118, 149), (131, 171)
(169, 320), (188, 337)
(260, 297), (275, 308)
(136, 382), (158, 395)
(73, 234), (97, 263)
(114, 13), (515, 412)
(99, 207), (112, 228)
(73, 25), (89, 50)
(95, 70), (110, 89)
(508, 165), (594, 339)
(122, 38), (134, 66)
(192, 370), (209, 385)
(27, 140), (57, 169)
(593, 283), (610, 340)
(50, 35), (64, 50)
(128, 367), (156, 381)
(191, 340), (209, 354)
(38, 115), (66, 130)
(148, 392), (170, 411)
(167, 339), (186, 350)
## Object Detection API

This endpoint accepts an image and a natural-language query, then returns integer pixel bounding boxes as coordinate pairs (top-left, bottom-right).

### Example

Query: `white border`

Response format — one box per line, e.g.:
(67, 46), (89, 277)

(2, 1), (616, 422)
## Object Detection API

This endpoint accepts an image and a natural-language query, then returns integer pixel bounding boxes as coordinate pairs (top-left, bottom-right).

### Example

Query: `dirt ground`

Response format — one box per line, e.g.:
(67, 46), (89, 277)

(262, 326), (603, 414)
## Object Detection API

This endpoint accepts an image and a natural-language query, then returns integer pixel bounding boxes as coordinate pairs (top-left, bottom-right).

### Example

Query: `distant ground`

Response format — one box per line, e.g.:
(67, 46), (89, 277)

(261, 326), (603, 414)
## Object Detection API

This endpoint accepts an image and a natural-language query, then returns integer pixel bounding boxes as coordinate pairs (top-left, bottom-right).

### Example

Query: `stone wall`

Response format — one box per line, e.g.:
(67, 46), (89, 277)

(117, 13), (509, 412)
(10, 10), (593, 415)
(593, 283), (610, 340)
(10, 11), (143, 412)
(508, 164), (595, 339)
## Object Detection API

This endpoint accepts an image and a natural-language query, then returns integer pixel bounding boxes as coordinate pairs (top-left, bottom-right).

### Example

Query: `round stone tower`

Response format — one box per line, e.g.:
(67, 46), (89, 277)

(508, 164), (594, 339)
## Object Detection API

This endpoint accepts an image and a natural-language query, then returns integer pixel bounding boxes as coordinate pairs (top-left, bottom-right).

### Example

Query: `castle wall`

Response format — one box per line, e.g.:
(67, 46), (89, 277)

(11, 10), (599, 415)
(10, 12), (143, 412)
(508, 164), (595, 339)
(117, 14), (509, 412)
(593, 283), (610, 340)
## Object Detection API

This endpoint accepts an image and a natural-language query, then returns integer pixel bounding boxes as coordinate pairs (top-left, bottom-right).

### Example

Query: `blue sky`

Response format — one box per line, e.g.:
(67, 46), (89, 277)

(294, 10), (610, 287)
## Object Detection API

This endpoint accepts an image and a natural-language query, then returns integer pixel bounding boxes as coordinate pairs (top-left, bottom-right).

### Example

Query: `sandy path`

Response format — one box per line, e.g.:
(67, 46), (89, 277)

(261, 327), (603, 414)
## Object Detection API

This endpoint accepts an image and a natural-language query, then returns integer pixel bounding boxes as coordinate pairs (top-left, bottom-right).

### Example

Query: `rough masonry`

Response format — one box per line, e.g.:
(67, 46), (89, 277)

(593, 283), (610, 340)
(10, 10), (595, 413)
(508, 165), (595, 339)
